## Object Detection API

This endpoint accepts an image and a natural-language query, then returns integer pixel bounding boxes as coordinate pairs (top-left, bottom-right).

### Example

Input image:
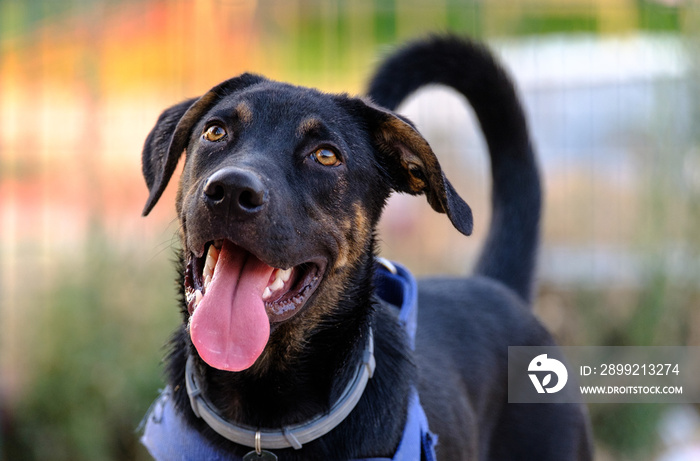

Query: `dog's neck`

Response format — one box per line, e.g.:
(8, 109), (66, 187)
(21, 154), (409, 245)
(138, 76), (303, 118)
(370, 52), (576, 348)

(183, 327), (375, 449)
(164, 250), (416, 455)
(198, 259), (374, 418)
(187, 313), (372, 429)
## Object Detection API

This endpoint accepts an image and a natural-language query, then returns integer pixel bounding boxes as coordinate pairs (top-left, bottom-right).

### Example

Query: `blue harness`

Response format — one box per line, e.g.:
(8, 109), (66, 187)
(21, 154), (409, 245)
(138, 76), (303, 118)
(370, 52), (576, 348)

(141, 261), (437, 460)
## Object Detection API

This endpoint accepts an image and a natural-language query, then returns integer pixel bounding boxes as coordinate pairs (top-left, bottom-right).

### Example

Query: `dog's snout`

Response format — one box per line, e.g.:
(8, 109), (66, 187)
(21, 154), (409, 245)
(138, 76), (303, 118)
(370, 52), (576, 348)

(203, 168), (267, 217)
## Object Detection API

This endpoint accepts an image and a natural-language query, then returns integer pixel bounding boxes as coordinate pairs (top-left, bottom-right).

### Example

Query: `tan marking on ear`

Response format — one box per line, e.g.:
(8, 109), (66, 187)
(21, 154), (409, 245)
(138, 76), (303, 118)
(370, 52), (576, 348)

(297, 117), (322, 138)
(235, 101), (253, 125)
(377, 118), (438, 193)
(397, 148), (427, 192)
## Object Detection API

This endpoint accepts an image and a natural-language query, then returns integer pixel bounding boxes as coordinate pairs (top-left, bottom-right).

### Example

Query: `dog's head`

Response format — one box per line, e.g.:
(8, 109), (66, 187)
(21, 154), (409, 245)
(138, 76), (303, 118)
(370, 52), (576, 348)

(142, 74), (472, 372)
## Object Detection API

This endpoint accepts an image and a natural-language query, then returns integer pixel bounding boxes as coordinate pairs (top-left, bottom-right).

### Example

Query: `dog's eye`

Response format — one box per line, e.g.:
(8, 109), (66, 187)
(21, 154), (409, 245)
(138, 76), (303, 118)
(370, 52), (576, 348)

(203, 125), (227, 142)
(312, 148), (341, 167)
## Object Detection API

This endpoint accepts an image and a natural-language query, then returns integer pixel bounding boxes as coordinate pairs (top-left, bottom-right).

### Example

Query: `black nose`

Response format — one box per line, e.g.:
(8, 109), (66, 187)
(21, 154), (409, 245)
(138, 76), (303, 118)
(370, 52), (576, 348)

(203, 167), (267, 217)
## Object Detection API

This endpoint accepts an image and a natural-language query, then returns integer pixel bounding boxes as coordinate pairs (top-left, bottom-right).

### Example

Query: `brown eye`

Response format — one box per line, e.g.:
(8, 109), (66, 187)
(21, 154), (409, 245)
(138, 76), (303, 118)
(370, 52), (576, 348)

(203, 125), (226, 142)
(312, 148), (341, 167)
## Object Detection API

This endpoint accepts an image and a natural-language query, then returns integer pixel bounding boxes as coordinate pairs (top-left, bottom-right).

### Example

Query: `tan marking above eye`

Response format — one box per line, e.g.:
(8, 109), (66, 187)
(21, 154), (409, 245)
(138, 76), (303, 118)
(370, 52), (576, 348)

(235, 102), (253, 125)
(312, 148), (341, 167)
(297, 118), (322, 137)
(203, 124), (226, 142)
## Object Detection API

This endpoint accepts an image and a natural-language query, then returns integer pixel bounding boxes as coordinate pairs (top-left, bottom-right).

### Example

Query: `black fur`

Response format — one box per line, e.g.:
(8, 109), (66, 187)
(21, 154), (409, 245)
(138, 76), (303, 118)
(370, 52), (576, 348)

(142, 36), (592, 460)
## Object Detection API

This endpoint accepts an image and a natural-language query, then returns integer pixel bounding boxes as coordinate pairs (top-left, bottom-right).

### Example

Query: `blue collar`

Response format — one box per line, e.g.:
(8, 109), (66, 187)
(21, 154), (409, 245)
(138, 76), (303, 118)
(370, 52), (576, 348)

(141, 260), (437, 461)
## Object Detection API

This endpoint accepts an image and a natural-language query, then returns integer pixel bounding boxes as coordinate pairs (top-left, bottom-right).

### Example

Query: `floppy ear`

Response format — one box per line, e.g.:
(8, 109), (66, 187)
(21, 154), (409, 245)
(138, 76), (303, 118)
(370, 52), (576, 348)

(141, 73), (266, 216)
(344, 98), (473, 235)
(142, 98), (196, 215)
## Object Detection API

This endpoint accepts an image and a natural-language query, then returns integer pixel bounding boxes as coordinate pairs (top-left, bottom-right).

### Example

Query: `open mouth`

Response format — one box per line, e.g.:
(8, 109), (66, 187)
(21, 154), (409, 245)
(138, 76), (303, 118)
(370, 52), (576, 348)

(185, 240), (324, 321)
(183, 239), (325, 372)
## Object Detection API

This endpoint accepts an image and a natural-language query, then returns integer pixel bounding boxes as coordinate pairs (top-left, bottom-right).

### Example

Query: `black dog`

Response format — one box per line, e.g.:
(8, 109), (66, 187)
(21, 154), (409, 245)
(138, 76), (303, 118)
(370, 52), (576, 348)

(140, 36), (592, 460)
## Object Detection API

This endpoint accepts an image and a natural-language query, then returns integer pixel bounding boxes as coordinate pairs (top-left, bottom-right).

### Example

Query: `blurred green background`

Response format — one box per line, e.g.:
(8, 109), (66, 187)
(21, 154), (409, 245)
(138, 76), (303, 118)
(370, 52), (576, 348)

(1, 0), (699, 460)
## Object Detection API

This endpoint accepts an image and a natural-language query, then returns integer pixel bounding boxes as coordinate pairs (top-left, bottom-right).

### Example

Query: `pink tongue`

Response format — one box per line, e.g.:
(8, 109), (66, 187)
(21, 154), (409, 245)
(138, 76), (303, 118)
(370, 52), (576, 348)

(190, 241), (274, 372)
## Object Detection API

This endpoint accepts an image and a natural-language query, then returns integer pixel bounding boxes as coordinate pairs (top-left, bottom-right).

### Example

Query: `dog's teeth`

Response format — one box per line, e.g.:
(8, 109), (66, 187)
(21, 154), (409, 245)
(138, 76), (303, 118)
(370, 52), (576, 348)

(209, 245), (220, 262)
(278, 268), (292, 282)
(203, 255), (213, 279)
(269, 277), (284, 292)
(203, 274), (212, 290)
(263, 268), (292, 300)
(204, 246), (219, 280)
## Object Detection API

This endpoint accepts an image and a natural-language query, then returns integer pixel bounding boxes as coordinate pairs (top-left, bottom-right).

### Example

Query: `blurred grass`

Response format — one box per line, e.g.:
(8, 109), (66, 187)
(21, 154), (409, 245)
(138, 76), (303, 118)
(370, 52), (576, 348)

(536, 180), (700, 458)
(3, 231), (179, 461)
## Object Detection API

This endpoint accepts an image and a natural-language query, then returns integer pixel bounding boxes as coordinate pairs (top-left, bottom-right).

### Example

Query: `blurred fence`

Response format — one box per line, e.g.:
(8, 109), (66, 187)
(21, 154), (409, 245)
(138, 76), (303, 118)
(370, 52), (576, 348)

(1, 1), (699, 460)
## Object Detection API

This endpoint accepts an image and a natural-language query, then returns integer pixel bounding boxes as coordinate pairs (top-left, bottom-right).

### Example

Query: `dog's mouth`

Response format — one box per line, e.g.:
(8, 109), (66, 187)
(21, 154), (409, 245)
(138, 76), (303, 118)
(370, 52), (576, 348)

(185, 240), (324, 321)
(183, 239), (325, 372)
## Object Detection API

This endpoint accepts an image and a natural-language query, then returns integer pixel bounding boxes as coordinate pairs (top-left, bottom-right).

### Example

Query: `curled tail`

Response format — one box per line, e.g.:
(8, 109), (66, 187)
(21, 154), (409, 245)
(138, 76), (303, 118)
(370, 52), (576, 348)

(367, 35), (541, 304)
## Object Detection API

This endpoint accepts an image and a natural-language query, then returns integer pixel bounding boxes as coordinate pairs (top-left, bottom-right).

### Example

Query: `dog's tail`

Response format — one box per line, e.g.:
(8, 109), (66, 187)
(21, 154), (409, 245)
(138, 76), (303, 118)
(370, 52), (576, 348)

(367, 35), (541, 304)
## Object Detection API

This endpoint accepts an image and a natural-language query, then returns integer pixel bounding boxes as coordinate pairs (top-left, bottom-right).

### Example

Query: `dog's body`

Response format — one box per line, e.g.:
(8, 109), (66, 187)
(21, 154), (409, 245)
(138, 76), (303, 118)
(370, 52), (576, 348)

(141, 36), (592, 460)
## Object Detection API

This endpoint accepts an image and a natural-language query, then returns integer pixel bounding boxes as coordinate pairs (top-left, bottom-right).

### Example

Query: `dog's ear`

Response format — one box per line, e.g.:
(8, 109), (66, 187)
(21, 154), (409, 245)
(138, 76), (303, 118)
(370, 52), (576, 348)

(141, 73), (266, 216)
(342, 98), (473, 235)
(142, 98), (197, 215)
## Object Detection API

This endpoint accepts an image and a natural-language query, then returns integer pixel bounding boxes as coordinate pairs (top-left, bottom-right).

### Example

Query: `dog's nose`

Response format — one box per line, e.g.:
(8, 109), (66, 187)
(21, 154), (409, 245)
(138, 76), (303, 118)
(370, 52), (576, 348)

(203, 168), (267, 217)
